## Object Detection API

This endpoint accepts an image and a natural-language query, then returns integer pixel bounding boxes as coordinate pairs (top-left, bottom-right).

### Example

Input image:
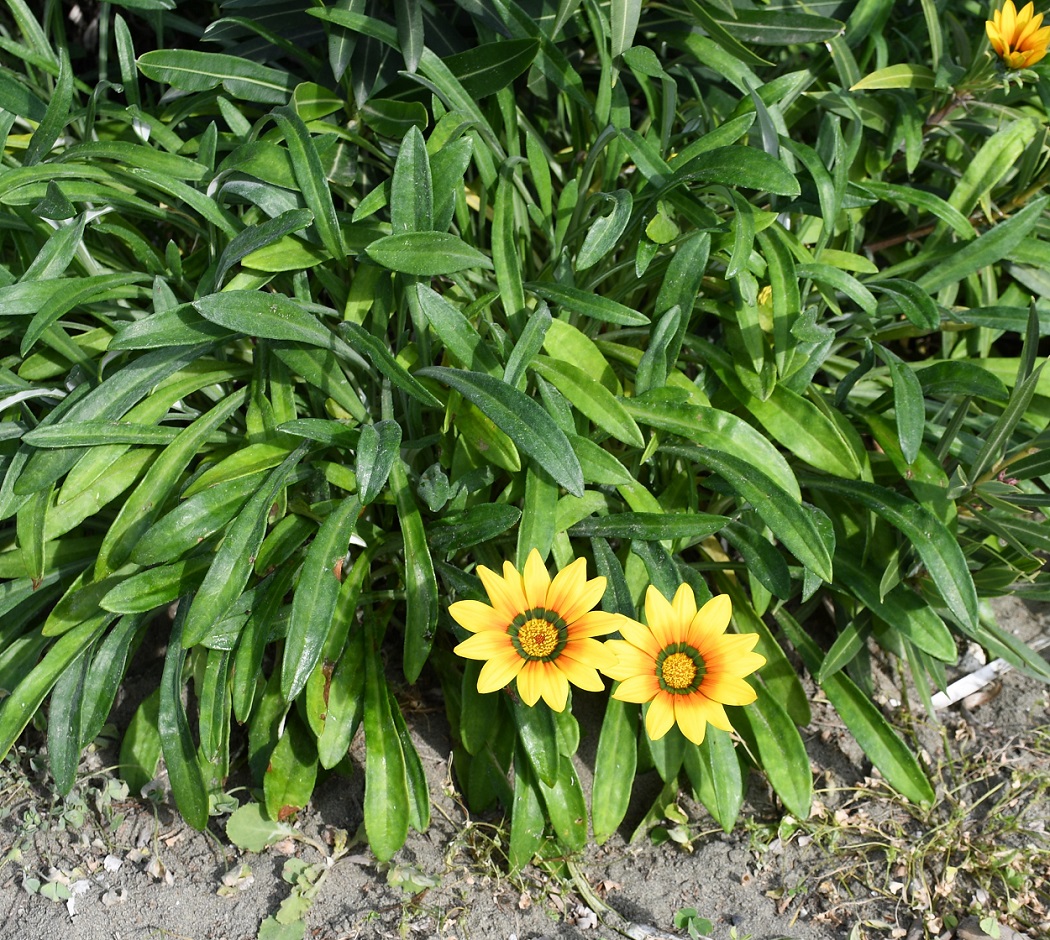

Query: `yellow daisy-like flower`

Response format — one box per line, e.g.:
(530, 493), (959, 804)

(450, 549), (623, 711)
(987, 0), (1050, 69)
(602, 585), (766, 745)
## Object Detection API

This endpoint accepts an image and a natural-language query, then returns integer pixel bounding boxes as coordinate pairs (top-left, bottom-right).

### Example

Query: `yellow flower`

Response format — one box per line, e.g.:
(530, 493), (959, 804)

(602, 585), (765, 745)
(987, 1), (1050, 68)
(450, 549), (622, 710)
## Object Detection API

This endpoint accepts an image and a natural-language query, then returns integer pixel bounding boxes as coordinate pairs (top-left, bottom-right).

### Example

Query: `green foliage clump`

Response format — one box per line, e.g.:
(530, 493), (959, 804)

(2, 0), (1050, 870)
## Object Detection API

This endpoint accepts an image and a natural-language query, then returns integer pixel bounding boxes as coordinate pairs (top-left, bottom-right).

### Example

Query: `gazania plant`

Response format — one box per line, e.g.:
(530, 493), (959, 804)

(2, 0), (1050, 911)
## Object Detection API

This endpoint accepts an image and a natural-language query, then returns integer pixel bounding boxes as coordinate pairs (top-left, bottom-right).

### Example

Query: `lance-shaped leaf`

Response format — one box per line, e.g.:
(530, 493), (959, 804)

(418, 367), (584, 496)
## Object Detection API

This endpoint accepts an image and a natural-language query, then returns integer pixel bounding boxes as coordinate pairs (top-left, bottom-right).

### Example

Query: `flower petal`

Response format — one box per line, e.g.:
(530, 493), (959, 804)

(603, 640), (657, 679)
(559, 574), (608, 625)
(454, 631), (513, 660)
(671, 582), (697, 626)
(672, 693), (709, 745)
(643, 584), (679, 650)
(1003, 0), (1018, 39)
(478, 564), (527, 622)
(522, 548), (551, 610)
(700, 674), (759, 706)
(690, 693), (734, 732)
(515, 659), (543, 706)
(545, 556), (588, 616)
(987, 20), (1006, 54)
(618, 618), (662, 658)
(449, 599), (508, 634)
(477, 649), (524, 693)
(554, 654), (606, 692)
(562, 637), (618, 673)
(567, 610), (628, 638)
(612, 673), (661, 702)
(687, 594), (732, 648)
(644, 693), (676, 740)
(518, 660), (568, 711)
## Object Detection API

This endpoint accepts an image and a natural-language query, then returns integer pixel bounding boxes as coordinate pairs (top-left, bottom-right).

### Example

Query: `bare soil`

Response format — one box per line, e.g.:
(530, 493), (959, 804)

(1, 598), (1048, 940)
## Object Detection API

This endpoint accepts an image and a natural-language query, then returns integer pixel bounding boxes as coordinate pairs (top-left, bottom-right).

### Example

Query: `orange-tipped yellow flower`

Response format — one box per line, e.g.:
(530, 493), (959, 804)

(987, 1), (1050, 69)
(602, 585), (765, 745)
(450, 550), (623, 711)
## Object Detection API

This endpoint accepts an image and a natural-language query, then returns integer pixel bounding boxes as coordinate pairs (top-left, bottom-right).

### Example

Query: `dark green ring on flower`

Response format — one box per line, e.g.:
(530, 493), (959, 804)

(508, 607), (570, 662)
(655, 642), (707, 695)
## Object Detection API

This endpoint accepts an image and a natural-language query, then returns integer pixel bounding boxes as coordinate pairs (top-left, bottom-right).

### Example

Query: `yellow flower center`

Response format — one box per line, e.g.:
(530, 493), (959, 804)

(660, 651), (698, 690)
(517, 617), (559, 659)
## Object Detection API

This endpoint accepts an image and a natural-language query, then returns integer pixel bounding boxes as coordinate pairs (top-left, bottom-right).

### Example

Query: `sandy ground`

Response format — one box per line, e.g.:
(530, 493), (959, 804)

(1, 598), (1047, 940)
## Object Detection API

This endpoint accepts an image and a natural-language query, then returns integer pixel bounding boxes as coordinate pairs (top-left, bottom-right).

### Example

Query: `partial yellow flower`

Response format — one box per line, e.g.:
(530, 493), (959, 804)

(987, 1), (1050, 68)
(602, 585), (766, 746)
(450, 549), (623, 711)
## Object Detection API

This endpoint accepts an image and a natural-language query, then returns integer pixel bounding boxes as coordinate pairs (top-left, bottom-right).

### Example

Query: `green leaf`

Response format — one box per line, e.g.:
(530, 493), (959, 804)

(282, 496), (361, 701)
(590, 697), (638, 844)
(834, 555), (957, 662)
(79, 613), (145, 746)
(99, 555), (212, 614)
(389, 124), (432, 233)
(159, 605), (209, 830)
(714, 8), (844, 44)
(0, 612), (111, 763)
(529, 283), (651, 327)
(137, 50), (294, 103)
(441, 38), (540, 99)
(688, 447), (834, 583)
(95, 389), (250, 576)
(264, 712), (318, 820)
(214, 209), (314, 288)
(530, 356), (644, 447)
(25, 49), (72, 166)
(511, 697), (561, 788)
(731, 683), (811, 819)
(610, 0), (642, 57)
(538, 752), (588, 852)
(119, 688), (161, 796)
(363, 616), (410, 862)
(182, 445), (309, 647)
(340, 319), (438, 407)
(917, 198), (1048, 295)
(355, 421), (402, 505)
(277, 105), (346, 259)
(509, 747), (547, 872)
(947, 120), (1038, 218)
(517, 466), (558, 567)
(876, 347), (926, 466)
(391, 457), (438, 683)
(365, 232), (494, 275)
(850, 64), (936, 90)
(624, 398), (800, 498)
(856, 181), (974, 239)
(802, 476), (977, 632)
(389, 688), (430, 831)
(130, 472), (262, 567)
(415, 284), (502, 375)
(775, 608), (935, 804)
(225, 802), (296, 852)
(428, 504), (522, 553)
(666, 145), (800, 197)
(683, 728), (744, 832)
(419, 367), (584, 497)
(47, 632), (94, 794)
(577, 190), (632, 270)
(568, 511), (726, 541)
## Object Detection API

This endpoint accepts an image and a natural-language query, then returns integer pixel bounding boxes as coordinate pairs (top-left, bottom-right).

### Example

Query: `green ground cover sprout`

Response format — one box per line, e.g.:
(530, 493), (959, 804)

(1, 0), (1050, 875)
